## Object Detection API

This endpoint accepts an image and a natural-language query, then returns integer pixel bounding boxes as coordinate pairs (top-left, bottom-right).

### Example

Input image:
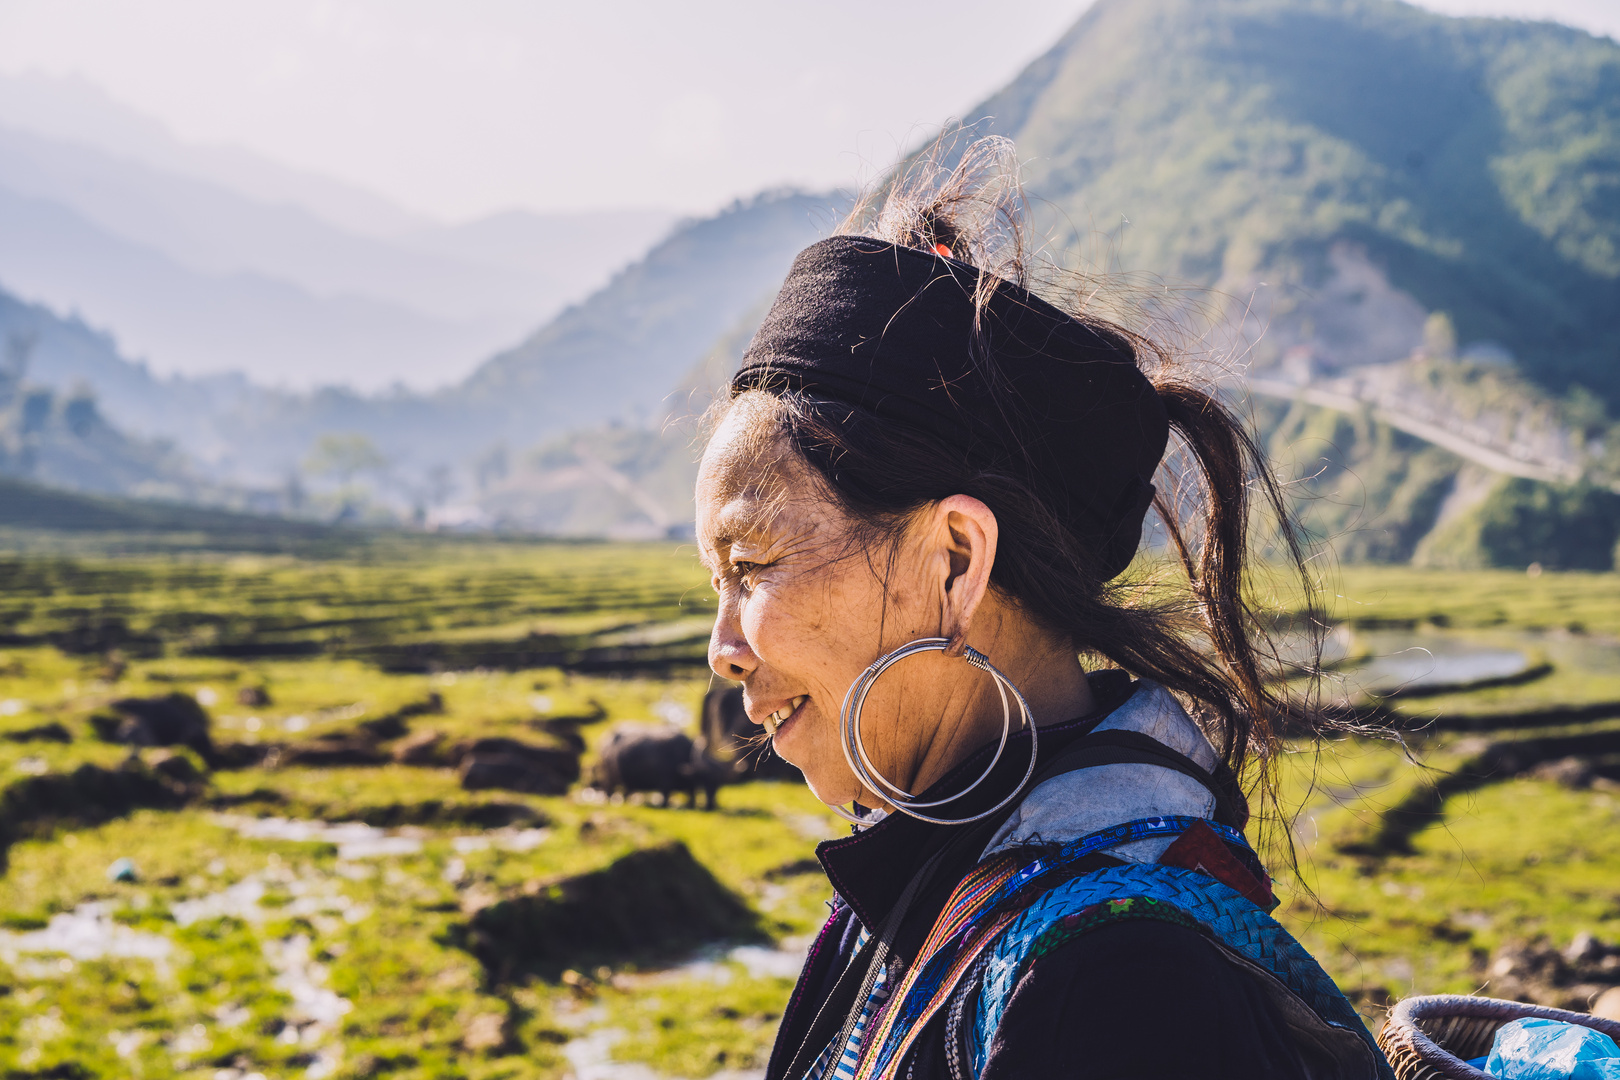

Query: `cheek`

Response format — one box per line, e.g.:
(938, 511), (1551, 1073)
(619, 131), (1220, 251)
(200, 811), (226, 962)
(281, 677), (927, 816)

(740, 568), (860, 677)
(739, 580), (825, 663)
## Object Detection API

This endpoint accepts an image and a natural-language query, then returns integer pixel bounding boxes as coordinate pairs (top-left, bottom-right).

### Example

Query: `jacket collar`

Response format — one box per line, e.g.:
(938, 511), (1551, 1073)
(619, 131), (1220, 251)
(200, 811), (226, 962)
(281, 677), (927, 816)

(980, 681), (1219, 863)
(814, 669), (1140, 938)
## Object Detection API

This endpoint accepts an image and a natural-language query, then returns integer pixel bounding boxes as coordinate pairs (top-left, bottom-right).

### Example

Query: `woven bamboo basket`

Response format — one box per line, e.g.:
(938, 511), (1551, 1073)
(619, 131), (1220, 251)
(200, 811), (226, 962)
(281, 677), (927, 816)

(1378, 995), (1620, 1080)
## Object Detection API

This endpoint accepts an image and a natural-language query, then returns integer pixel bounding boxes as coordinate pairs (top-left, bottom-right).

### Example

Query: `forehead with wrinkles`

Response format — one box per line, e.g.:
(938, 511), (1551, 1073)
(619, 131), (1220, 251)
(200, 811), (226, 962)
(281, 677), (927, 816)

(697, 398), (825, 564)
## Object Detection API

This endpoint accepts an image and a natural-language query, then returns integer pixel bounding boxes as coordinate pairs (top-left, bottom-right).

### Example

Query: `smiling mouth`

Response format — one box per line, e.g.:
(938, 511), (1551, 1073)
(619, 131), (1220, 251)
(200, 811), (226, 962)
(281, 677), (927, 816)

(762, 695), (808, 736)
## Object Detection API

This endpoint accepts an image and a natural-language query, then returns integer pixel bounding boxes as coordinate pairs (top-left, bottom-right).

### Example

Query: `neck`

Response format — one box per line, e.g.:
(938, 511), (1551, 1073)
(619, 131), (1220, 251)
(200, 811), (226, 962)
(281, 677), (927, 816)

(869, 627), (1094, 812)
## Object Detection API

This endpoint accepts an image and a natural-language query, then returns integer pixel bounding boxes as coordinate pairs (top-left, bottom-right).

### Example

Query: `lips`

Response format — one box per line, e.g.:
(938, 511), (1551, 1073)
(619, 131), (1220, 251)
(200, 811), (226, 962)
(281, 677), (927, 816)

(762, 694), (808, 736)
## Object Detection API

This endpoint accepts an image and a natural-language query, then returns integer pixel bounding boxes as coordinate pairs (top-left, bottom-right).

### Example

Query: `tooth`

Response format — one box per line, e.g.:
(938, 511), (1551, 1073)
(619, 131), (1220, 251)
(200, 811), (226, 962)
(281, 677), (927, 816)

(762, 697), (806, 738)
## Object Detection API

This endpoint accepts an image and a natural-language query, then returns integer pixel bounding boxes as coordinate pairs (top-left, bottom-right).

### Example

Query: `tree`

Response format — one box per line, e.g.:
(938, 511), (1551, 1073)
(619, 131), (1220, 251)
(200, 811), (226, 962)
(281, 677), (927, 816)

(304, 433), (387, 486)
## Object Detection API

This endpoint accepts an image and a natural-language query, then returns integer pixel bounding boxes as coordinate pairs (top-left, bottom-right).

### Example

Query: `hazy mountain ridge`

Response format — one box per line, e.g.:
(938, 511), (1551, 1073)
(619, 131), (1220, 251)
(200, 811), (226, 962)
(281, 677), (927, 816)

(0, 287), (259, 461)
(0, 71), (424, 237)
(0, 74), (675, 390)
(471, 300), (774, 537)
(2, 189), (842, 511)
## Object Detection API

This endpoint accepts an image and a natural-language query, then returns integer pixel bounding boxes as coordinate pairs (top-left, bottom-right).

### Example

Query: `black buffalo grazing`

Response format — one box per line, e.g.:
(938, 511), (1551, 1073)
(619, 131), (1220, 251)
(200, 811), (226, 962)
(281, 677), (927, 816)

(700, 685), (802, 783)
(590, 723), (735, 810)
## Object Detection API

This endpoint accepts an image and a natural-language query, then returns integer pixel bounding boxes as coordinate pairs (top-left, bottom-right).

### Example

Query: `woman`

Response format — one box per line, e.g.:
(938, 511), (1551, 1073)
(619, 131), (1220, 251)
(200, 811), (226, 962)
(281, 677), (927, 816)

(696, 142), (1392, 1080)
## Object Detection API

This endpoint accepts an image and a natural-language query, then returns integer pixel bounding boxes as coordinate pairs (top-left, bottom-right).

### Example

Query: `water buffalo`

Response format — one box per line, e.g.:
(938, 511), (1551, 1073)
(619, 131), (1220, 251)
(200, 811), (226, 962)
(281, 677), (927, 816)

(700, 685), (802, 783)
(590, 723), (733, 809)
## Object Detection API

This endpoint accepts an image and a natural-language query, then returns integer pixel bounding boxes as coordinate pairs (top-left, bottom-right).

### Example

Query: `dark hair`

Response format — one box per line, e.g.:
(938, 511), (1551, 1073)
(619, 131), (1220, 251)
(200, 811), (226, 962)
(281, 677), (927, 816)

(715, 138), (1322, 829)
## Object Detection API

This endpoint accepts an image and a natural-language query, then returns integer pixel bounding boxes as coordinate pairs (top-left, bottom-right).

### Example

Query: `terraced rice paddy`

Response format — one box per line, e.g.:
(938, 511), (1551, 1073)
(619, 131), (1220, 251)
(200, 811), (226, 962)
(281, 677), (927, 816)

(1, 539), (1619, 1077)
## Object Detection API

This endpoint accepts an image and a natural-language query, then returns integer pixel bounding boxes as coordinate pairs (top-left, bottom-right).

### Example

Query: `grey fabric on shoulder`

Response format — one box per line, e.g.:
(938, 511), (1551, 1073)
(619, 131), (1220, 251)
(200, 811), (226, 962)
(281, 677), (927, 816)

(981, 681), (1218, 863)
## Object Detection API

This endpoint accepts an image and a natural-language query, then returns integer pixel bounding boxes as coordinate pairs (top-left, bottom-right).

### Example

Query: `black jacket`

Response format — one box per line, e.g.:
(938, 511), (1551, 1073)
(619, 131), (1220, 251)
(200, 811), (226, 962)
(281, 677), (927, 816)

(765, 672), (1319, 1080)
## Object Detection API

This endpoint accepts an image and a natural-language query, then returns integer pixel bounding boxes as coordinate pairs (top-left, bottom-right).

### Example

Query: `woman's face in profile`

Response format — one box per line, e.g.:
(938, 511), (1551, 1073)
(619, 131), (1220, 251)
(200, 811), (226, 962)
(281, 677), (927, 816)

(695, 405), (949, 809)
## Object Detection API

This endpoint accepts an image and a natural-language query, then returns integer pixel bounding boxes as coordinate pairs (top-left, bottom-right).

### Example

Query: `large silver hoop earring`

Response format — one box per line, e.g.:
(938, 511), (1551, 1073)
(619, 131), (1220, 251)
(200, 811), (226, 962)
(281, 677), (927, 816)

(831, 636), (1038, 826)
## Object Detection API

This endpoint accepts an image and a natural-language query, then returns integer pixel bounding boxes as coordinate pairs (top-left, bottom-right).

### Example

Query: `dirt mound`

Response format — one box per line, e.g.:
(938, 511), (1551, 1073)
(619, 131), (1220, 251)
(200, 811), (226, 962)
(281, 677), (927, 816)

(92, 692), (212, 753)
(0, 757), (202, 866)
(237, 685), (272, 706)
(454, 841), (763, 983)
(391, 730), (581, 794)
(1484, 934), (1620, 1012)
(271, 734), (391, 767)
(2, 721), (73, 743)
(358, 692), (444, 741)
(221, 693), (448, 769)
(458, 747), (576, 795)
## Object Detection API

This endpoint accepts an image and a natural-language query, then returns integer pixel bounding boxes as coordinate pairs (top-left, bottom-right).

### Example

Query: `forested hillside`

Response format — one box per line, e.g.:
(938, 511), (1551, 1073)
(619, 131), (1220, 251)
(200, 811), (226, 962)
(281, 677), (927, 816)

(963, 0), (1619, 403)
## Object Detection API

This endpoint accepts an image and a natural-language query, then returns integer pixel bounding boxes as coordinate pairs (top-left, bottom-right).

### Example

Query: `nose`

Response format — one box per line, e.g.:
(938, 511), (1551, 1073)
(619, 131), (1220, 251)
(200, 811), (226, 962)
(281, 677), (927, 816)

(708, 594), (758, 682)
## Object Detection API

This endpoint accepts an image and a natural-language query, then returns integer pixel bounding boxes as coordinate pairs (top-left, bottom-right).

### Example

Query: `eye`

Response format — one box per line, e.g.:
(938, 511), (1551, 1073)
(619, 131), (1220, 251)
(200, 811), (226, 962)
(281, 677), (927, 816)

(732, 561), (763, 591)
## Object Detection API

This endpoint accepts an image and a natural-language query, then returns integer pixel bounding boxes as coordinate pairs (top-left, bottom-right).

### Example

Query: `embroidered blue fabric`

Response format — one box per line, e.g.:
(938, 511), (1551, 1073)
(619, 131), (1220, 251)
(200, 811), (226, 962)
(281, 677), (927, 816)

(966, 863), (1394, 1080)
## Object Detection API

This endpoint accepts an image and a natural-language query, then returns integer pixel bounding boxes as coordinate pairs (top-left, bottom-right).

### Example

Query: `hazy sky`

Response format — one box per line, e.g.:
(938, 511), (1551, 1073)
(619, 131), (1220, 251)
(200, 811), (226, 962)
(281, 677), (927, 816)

(1, 0), (1616, 221)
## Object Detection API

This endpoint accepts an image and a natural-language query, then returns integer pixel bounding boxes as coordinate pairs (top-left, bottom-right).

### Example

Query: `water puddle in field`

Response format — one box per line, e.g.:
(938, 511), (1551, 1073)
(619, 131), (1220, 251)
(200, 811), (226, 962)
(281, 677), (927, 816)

(614, 939), (810, 989)
(557, 939), (806, 1079)
(1349, 633), (1532, 695)
(213, 814), (549, 858)
(1271, 622), (1620, 726)
(176, 814), (557, 1076)
(0, 876), (355, 1075)
(1341, 626), (1620, 697)
(170, 865), (366, 1078)
(0, 901), (172, 969)
(563, 1028), (765, 1080)
(1280, 627), (1561, 698)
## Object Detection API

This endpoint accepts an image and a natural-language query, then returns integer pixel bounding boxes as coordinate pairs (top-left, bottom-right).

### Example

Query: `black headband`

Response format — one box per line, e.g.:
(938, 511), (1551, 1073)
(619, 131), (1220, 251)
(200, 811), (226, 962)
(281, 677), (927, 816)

(731, 235), (1168, 580)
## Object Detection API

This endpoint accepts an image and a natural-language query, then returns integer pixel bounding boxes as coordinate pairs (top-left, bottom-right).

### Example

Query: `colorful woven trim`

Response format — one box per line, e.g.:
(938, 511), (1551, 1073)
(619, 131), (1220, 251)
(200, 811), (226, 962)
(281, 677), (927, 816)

(1020, 895), (1203, 976)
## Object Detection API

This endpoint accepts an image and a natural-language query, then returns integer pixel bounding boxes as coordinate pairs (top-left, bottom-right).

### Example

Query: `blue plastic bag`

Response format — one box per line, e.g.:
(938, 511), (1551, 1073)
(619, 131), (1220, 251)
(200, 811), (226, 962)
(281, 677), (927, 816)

(1483, 1017), (1620, 1079)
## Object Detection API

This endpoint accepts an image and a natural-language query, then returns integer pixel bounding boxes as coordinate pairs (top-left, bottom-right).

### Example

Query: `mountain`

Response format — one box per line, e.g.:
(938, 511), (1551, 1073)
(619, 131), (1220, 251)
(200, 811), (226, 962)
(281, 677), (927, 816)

(905, 0), (1620, 569)
(0, 185), (491, 391)
(513, 0), (1620, 557)
(4, 190), (842, 510)
(956, 0), (1619, 407)
(449, 190), (843, 439)
(0, 71), (422, 238)
(0, 75), (675, 390)
(0, 316), (204, 501)
(9, 2), (1617, 564)
(473, 301), (772, 538)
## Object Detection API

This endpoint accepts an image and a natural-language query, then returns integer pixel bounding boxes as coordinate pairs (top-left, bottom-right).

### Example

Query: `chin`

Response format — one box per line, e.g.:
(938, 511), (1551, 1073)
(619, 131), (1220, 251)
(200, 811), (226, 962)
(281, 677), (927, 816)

(794, 759), (862, 811)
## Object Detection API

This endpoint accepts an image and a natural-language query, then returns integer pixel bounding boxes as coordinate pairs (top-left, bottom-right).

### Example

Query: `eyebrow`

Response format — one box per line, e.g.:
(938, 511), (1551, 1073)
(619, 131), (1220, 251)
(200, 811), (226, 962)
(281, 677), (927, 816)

(698, 496), (772, 571)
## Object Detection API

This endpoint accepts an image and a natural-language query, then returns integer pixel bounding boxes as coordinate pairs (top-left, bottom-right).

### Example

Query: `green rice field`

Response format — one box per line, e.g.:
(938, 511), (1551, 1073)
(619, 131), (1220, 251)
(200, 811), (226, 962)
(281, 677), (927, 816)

(2, 535), (1619, 1078)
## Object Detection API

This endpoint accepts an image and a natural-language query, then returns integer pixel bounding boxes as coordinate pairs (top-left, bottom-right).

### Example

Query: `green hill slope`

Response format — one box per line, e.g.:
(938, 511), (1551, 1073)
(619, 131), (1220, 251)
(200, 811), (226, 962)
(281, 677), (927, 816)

(964, 0), (1619, 404)
(449, 191), (842, 447)
(0, 473), (352, 554)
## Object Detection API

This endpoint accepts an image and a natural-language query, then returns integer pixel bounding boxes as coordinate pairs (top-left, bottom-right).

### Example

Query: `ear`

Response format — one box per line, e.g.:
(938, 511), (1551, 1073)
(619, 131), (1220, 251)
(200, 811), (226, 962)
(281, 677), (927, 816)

(930, 495), (998, 657)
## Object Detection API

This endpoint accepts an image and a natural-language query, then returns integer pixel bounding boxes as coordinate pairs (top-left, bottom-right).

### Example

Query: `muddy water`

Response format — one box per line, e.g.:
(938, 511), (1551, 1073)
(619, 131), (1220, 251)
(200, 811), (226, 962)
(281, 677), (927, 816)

(1348, 631), (1531, 695)
(1285, 625), (1620, 699)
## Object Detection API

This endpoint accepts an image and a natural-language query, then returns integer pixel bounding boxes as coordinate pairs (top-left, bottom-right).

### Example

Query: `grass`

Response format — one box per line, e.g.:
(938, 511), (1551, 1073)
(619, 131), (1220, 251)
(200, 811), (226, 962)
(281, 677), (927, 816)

(1320, 565), (1620, 638)
(1, 541), (1618, 1075)
(0, 540), (714, 670)
(1285, 772), (1620, 1008)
